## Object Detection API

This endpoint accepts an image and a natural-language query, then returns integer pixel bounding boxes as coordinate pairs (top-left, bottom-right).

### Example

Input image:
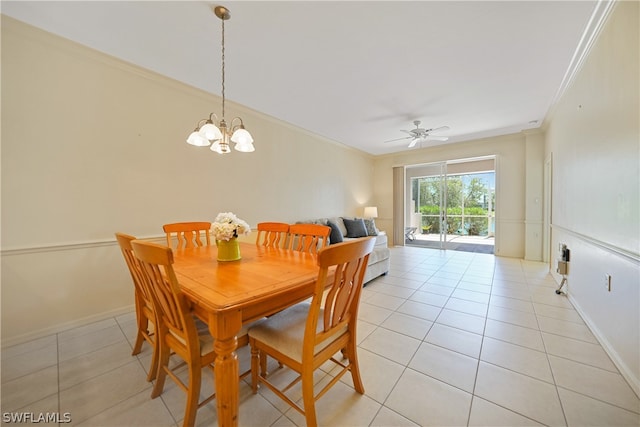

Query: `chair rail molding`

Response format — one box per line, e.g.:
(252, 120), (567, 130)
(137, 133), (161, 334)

(1, 235), (166, 257)
(551, 224), (640, 264)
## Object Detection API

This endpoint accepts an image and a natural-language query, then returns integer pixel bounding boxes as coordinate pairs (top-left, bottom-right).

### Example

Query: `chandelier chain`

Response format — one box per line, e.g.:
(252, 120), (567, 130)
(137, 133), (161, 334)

(221, 16), (226, 119)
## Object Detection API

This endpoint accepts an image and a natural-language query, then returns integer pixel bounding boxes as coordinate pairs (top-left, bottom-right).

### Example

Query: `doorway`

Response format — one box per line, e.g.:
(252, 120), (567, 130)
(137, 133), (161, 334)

(404, 157), (496, 254)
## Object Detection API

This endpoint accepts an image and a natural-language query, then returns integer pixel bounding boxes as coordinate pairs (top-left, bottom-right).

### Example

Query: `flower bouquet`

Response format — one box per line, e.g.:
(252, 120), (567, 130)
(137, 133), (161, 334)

(212, 212), (250, 261)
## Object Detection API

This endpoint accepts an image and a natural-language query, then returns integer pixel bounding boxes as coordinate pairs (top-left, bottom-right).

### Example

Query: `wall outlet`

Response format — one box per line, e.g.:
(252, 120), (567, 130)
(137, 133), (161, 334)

(604, 274), (611, 292)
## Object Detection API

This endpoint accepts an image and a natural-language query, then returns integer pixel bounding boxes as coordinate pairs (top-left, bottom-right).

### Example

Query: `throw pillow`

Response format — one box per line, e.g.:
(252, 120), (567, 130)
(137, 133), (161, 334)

(326, 220), (344, 244)
(342, 217), (368, 238)
(363, 218), (379, 236)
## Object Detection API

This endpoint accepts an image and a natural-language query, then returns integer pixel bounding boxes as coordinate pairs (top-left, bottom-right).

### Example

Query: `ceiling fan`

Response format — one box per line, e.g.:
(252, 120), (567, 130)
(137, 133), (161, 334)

(384, 120), (450, 148)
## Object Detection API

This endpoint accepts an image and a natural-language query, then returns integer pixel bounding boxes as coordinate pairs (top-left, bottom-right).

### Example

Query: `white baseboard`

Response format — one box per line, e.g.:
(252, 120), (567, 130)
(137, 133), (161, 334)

(1, 304), (135, 348)
(552, 273), (640, 399)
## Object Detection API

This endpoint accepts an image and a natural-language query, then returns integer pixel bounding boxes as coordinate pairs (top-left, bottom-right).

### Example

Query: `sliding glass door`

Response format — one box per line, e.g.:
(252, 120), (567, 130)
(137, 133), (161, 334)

(408, 162), (449, 249)
(406, 157), (496, 253)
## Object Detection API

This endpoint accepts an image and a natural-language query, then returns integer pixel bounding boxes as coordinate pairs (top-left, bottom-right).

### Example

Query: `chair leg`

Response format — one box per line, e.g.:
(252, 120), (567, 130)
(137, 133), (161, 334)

(146, 338), (159, 382)
(182, 363), (201, 427)
(260, 353), (266, 377)
(132, 317), (147, 355)
(250, 344), (260, 394)
(347, 341), (364, 394)
(151, 343), (170, 398)
(301, 366), (318, 427)
(132, 332), (145, 355)
(132, 297), (148, 355)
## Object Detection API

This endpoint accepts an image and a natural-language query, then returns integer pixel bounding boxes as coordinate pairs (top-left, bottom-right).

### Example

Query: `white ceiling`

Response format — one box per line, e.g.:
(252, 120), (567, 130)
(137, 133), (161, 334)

(2, 1), (600, 155)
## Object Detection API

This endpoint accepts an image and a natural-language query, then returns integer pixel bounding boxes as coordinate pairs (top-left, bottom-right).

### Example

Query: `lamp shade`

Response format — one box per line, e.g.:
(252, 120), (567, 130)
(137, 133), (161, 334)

(200, 122), (223, 141)
(234, 141), (255, 152)
(231, 128), (254, 144)
(210, 140), (226, 154)
(364, 206), (378, 218)
(187, 131), (211, 147)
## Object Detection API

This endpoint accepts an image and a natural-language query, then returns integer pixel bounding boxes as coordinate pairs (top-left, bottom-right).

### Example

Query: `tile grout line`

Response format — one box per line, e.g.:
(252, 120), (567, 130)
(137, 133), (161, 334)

(467, 251), (493, 427)
(527, 261), (571, 427)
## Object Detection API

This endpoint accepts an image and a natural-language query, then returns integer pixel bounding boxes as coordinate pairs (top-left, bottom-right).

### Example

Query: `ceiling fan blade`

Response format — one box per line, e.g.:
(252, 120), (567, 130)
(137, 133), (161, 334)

(427, 125), (450, 133)
(383, 136), (412, 143)
(387, 123), (451, 146)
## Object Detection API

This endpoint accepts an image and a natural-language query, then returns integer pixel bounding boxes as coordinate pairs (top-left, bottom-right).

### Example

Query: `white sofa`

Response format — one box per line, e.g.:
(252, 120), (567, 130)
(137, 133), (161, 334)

(299, 216), (390, 284)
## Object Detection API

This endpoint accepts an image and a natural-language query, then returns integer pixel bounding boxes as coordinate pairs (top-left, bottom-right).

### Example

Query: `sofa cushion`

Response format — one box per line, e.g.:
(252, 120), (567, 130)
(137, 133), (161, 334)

(327, 217), (347, 236)
(363, 218), (379, 236)
(342, 218), (368, 238)
(326, 220), (344, 244)
(300, 217), (347, 237)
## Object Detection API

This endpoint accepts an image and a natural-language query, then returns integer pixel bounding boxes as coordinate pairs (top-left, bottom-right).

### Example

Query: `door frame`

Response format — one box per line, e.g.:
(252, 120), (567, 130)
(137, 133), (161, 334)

(543, 154), (553, 264)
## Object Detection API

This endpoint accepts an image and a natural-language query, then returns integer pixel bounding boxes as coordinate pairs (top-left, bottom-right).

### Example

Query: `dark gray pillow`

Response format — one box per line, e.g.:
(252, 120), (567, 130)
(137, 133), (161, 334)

(342, 217), (368, 238)
(326, 220), (344, 244)
(363, 218), (379, 236)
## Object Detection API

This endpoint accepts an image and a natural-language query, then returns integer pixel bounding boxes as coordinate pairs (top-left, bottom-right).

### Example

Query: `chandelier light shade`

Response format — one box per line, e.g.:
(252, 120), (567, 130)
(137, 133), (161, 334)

(186, 5), (255, 154)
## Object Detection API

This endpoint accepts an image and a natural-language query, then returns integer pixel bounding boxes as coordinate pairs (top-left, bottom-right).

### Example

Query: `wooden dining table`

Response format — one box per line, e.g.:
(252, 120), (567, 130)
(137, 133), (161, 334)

(171, 242), (322, 426)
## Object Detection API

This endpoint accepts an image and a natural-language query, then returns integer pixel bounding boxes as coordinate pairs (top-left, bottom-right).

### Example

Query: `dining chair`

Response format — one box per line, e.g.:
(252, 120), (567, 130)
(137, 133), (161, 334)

(248, 237), (375, 427)
(287, 223), (331, 254)
(114, 232), (158, 382)
(163, 222), (211, 249)
(256, 222), (290, 248)
(130, 240), (255, 427)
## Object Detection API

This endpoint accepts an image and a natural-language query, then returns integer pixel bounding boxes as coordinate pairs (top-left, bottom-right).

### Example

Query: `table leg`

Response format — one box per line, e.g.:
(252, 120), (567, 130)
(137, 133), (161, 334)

(210, 311), (242, 427)
(214, 336), (239, 426)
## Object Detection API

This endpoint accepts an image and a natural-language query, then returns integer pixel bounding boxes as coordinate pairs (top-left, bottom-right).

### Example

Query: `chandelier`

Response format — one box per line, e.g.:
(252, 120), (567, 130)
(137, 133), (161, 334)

(186, 5), (254, 154)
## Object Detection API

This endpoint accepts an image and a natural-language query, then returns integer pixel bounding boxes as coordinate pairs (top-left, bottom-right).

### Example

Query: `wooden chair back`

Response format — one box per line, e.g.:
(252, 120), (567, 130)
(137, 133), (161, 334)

(163, 222), (211, 249)
(309, 237), (375, 350)
(256, 222), (290, 248)
(287, 223), (330, 254)
(130, 240), (199, 353)
(115, 232), (158, 381)
(115, 233), (153, 309)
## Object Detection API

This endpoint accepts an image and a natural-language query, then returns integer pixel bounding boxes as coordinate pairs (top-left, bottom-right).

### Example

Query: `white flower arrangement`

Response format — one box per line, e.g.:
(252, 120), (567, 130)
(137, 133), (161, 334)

(212, 212), (251, 241)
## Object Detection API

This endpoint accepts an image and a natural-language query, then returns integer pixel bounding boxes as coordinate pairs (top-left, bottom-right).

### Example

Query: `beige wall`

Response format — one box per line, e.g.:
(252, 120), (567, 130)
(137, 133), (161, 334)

(0, 16), (375, 344)
(544, 1), (639, 395)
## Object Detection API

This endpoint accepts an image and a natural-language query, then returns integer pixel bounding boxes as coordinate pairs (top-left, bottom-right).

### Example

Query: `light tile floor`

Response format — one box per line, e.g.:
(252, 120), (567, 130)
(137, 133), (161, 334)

(3, 246), (639, 426)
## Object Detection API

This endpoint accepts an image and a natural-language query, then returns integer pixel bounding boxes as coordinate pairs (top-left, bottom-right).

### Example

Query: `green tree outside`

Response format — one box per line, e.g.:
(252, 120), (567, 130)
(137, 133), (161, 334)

(413, 173), (494, 235)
